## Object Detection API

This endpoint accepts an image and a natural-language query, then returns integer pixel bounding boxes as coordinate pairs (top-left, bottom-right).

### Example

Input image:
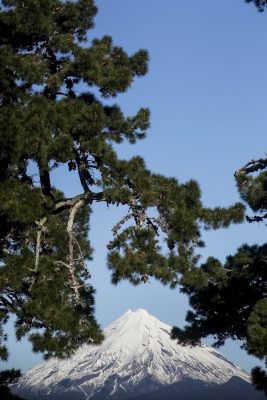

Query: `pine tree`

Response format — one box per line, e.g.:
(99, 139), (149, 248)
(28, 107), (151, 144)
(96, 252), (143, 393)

(171, 157), (267, 396)
(0, 0), (244, 363)
(171, 3), (267, 396)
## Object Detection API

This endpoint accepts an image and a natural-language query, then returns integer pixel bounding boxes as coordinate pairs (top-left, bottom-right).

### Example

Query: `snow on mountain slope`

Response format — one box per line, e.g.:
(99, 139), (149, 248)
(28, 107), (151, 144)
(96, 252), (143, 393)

(13, 309), (250, 399)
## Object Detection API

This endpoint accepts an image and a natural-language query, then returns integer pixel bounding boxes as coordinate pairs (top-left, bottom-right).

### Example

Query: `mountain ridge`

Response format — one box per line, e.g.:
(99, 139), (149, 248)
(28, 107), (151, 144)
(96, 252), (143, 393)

(12, 309), (263, 400)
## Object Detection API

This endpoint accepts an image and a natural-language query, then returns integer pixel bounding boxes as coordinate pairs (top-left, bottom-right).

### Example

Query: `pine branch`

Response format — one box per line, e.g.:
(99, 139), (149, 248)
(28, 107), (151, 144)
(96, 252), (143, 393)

(246, 213), (267, 223)
(234, 157), (267, 178)
(147, 216), (167, 234)
(74, 149), (91, 193)
(39, 164), (53, 196)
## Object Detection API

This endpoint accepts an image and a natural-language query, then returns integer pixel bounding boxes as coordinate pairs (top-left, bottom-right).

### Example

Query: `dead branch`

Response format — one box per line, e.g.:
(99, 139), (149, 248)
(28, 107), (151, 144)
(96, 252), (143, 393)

(53, 191), (105, 214)
(29, 217), (47, 292)
(34, 218), (47, 271)
(72, 235), (89, 273)
(66, 199), (86, 305)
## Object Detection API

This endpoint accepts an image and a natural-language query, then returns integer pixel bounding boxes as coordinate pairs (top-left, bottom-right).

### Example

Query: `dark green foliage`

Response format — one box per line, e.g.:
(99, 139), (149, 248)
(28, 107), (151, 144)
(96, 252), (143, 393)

(172, 158), (267, 396)
(172, 244), (267, 346)
(0, 0), (151, 360)
(235, 158), (267, 221)
(0, 0), (244, 365)
(252, 367), (267, 397)
(0, 369), (25, 399)
(245, 0), (267, 12)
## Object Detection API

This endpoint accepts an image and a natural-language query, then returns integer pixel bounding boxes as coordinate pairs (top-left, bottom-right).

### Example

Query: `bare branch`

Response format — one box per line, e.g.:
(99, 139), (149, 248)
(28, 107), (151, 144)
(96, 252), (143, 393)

(72, 236), (87, 269)
(29, 217), (47, 292)
(54, 260), (69, 268)
(53, 193), (90, 213)
(53, 191), (105, 214)
(34, 218), (47, 270)
(66, 199), (86, 305)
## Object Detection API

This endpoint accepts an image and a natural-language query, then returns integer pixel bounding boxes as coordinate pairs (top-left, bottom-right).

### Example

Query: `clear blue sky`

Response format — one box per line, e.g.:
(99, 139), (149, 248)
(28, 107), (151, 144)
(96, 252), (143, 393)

(2, 0), (267, 374)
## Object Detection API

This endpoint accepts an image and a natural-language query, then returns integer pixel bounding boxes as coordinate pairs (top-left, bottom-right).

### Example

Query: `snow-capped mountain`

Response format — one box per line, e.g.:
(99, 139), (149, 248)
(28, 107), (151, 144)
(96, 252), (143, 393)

(12, 309), (259, 399)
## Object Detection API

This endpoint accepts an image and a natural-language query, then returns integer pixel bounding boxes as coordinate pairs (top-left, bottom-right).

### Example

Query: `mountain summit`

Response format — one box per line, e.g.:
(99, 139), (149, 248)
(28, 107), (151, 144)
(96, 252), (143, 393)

(13, 309), (262, 399)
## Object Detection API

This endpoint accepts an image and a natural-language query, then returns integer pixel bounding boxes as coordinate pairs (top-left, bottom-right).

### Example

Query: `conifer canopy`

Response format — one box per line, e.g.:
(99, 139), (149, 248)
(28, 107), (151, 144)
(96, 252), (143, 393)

(0, 0), (266, 396)
(170, 3), (267, 395)
(0, 0), (244, 361)
(171, 157), (267, 395)
(171, 155), (267, 396)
